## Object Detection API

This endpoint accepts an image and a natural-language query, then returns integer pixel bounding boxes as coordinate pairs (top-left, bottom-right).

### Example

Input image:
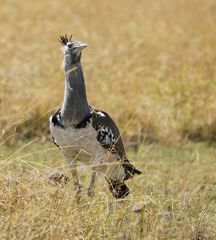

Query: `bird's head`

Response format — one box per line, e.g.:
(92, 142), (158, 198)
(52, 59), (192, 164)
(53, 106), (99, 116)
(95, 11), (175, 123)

(59, 34), (87, 65)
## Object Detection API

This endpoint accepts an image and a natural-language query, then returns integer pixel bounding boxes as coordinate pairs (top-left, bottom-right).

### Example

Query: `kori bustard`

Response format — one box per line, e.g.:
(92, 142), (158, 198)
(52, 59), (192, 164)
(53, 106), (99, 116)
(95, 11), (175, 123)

(50, 35), (141, 199)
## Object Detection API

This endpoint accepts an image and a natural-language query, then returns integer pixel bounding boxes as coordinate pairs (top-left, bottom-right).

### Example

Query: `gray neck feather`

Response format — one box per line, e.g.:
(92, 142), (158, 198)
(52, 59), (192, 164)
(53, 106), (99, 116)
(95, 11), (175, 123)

(61, 54), (90, 127)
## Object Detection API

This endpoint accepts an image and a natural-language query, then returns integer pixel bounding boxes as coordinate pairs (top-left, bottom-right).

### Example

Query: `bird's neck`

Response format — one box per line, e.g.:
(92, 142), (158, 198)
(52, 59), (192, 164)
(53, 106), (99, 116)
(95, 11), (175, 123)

(61, 60), (90, 127)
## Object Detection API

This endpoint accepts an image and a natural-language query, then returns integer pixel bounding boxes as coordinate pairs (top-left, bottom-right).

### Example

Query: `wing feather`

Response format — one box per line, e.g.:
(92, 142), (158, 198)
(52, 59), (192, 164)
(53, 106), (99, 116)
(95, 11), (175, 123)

(91, 108), (126, 158)
(91, 107), (142, 179)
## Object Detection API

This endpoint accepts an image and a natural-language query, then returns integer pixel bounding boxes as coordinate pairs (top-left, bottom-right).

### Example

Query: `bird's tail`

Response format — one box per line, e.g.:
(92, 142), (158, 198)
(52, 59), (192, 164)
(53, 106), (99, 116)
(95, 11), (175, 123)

(123, 160), (142, 180)
(107, 179), (130, 199)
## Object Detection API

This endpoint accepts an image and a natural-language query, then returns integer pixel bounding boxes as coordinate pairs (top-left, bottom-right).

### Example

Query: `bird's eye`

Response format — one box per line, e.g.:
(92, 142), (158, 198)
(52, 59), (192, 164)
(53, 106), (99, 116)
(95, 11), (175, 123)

(67, 43), (73, 48)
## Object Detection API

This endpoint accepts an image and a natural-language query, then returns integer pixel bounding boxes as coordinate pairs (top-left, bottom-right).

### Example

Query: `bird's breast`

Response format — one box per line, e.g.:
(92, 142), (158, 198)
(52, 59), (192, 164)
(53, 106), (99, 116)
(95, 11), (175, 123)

(50, 118), (103, 157)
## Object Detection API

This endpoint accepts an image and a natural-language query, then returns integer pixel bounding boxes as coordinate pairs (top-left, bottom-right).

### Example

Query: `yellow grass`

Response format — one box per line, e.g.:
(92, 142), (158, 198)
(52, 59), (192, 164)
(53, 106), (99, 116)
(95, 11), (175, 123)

(1, 0), (216, 142)
(1, 142), (216, 239)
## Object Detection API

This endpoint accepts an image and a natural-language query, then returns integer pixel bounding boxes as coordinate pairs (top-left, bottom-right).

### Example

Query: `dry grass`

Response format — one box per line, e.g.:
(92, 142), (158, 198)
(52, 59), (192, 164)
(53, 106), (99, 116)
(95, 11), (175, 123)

(0, 0), (216, 142)
(1, 0), (216, 239)
(1, 142), (216, 239)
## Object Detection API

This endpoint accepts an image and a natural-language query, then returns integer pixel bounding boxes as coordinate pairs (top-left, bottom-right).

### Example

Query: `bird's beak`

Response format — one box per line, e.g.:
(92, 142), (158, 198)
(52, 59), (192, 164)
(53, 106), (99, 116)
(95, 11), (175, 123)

(77, 42), (87, 50)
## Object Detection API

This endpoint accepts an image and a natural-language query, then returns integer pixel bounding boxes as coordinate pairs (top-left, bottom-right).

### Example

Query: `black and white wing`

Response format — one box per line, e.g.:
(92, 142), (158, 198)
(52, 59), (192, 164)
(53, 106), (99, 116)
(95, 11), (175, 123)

(91, 108), (142, 180)
(91, 108), (125, 157)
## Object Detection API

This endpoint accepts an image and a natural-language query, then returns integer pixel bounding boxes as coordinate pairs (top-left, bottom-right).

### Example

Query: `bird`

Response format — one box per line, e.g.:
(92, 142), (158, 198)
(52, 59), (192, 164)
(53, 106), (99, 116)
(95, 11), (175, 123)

(49, 34), (141, 200)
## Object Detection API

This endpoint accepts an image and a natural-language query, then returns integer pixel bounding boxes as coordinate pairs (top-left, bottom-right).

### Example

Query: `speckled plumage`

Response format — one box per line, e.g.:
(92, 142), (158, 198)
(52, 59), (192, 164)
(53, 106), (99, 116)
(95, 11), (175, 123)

(50, 107), (134, 181)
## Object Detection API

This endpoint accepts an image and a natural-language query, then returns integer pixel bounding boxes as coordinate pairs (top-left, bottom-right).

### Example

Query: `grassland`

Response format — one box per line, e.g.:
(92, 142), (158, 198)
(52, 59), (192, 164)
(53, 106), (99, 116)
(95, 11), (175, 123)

(1, 142), (216, 239)
(0, 0), (216, 239)
(1, 0), (216, 142)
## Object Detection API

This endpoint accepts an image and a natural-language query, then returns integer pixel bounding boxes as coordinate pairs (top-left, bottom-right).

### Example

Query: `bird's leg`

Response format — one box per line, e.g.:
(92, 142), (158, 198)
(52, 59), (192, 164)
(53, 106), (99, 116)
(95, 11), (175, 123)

(71, 164), (82, 202)
(64, 155), (82, 202)
(87, 171), (97, 197)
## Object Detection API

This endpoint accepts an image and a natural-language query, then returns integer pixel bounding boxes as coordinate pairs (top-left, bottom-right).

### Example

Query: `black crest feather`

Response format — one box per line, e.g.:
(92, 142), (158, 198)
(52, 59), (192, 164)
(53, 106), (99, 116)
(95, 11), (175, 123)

(58, 34), (73, 45)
